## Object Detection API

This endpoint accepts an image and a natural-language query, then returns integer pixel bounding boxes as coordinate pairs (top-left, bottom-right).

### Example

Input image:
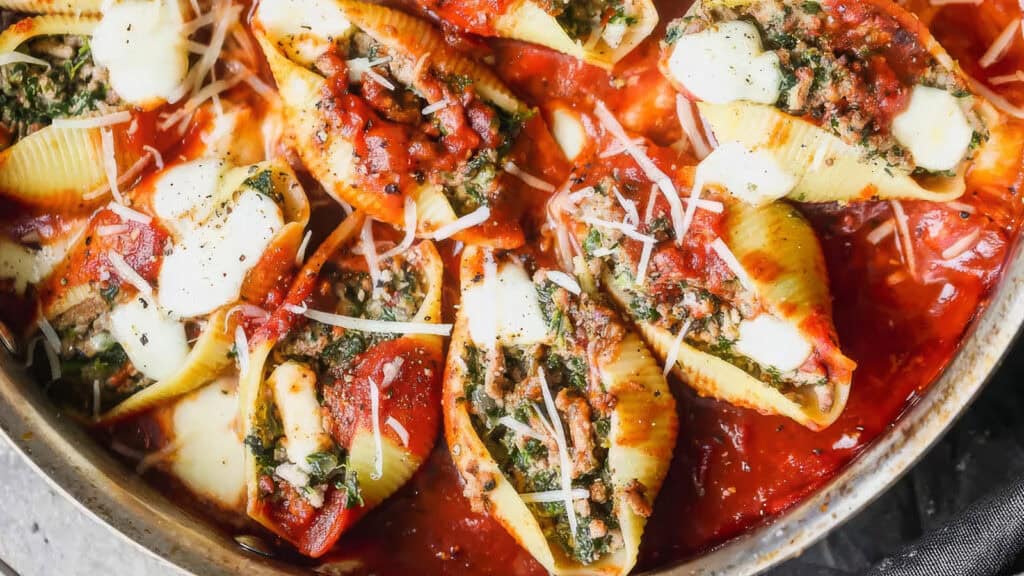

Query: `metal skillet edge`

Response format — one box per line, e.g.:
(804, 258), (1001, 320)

(654, 238), (1024, 575)
(0, 223), (1022, 576)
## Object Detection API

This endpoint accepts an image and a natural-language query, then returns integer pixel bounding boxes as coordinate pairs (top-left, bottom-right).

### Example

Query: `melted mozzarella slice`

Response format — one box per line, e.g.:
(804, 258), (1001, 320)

(667, 21), (782, 105)
(550, 106), (588, 161)
(108, 296), (189, 381)
(733, 314), (812, 373)
(257, 0), (352, 65)
(152, 160), (226, 224)
(170, 376), (246, 511)
(92, 0), (189, 106)
(268, 361), (332, 472)
(158, 190), (283, 318)
(892, 85), (974, 172)
(0, 231), (80, 294)
(463, 261), (549, 346)
(695, 141), (796, 204)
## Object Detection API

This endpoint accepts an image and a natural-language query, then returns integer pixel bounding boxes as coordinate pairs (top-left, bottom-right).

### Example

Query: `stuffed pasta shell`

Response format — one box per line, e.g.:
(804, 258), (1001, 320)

(444, 248), (677, 575)
(0, 0), (101, 15)
(33, 157), (310, 423)
(253, 0), (535, 248)
(416, 0), (658, 69)
(0, 0), (206, 209)
(660, 0), (998, 204)
(240, 213), (446, 558)
(550, 120), (855, 429)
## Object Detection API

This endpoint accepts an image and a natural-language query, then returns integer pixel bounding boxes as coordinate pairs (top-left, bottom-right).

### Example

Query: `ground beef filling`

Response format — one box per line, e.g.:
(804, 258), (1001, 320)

(0, 34), (118, 148)
(464, 274), (640, 565)
(670, 0), (986, 173)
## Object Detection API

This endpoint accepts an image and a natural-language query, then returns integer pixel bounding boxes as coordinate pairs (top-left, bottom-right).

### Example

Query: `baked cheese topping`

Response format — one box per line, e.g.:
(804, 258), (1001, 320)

(92, 0), (189, 106)
(667, 21), (782, 105)
(108, 296), (189, 381)
(892, 86), (974, 172)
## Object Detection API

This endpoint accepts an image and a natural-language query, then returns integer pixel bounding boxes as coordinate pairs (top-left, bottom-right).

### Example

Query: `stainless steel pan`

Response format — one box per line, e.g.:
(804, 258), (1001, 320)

(1, 243), (1022, 575)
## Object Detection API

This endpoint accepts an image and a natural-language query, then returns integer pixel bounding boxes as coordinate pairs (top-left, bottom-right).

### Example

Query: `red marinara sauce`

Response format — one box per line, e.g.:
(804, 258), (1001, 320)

(311, 0), (1024, 573)
(49, 0), (1023, 572)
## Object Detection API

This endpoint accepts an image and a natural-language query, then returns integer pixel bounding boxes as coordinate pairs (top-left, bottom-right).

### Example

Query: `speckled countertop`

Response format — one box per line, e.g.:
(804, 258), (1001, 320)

(0, 437), (177, 576)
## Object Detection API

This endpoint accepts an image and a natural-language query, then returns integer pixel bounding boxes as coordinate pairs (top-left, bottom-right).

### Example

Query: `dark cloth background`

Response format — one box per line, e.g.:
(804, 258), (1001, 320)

(768, 338), (1024, 576)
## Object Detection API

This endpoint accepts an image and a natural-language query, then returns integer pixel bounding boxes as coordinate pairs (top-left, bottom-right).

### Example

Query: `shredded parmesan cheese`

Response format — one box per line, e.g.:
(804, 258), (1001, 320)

(303, 309), (453, 336)
(568, 186), (596, 204)
(100, 128), (125, 204)
(636, 239), (654, 287)
(593, 100), (685, 243)
(379, 197), (417, 260)
(93, 379), (102, 420)
(385, 416), (409, 448)
(520, 488), (591, 503)
(364, 68), (396, 91)
(295, 230), (312, 267)
(96, 224), (130, 237)
(710, 238), (754, 291)
(369, 377), (383, 480)
(980, 19), (1021, 68)
(497, 415), (544, 439)
(662, 319), (693, 377)
(889, 200), (918, 277)
(866, 219), (896, 245)
(431, 206), (490, 240)
(537, 370), (578, 540)
(582, 216), (657, 244)
(945, 201), (977, 215)
(224, 303), (269, 329)
(942, 229), (982, 260)
(142, 145), (164, 170)
(990, 70), (1024, 85)
(42, 337), (60, 381)
(108, 201), (152, 224)
(106, 251), (154, 299)
(421, 98), (450, 115)
(0, 52), (49, 67)
(644, 184), (659, 224)
(37, 317), (61, 355)
(51, 110), (132, 129)
(234, 326), (249, 376)
(360, 217), (381, 294)
(545, 270), (581, 295)
(599, 137), (646, 159)
(676, 94), (712, 159)
(613, 186), (640, 226)
(504, 161), (556, 192)
(381, 357), (405, 388)
(966, 74), (1024, 119)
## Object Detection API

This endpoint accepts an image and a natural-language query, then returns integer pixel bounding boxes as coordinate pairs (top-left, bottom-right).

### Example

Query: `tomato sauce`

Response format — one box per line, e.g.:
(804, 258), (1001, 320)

(312, 1), (1024, 573)
(8, 0), (1022, 573)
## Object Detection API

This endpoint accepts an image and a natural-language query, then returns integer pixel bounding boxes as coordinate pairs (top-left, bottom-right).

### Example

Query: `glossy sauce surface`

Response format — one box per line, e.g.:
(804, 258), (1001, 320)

(313, 0), (1024, 573)
(3, 0), (1022, 573)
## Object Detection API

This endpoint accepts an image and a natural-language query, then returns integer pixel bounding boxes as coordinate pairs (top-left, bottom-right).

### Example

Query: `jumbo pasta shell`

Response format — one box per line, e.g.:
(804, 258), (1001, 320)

(336, 0), (529, 115)
(236, 159), (312, 305)
(493, 0), (658, 70)
(254, 4), (528, 245)
(0, 14), (98, 52)
(698, 101), (966, 203)
(606, 200), (854, 430)
(0, 123), (142, 211)
(96, 308), (235, 424)
(240, 215), (445, 556)
(0, 0), (101, 15)
(443, 248), (677, 575)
